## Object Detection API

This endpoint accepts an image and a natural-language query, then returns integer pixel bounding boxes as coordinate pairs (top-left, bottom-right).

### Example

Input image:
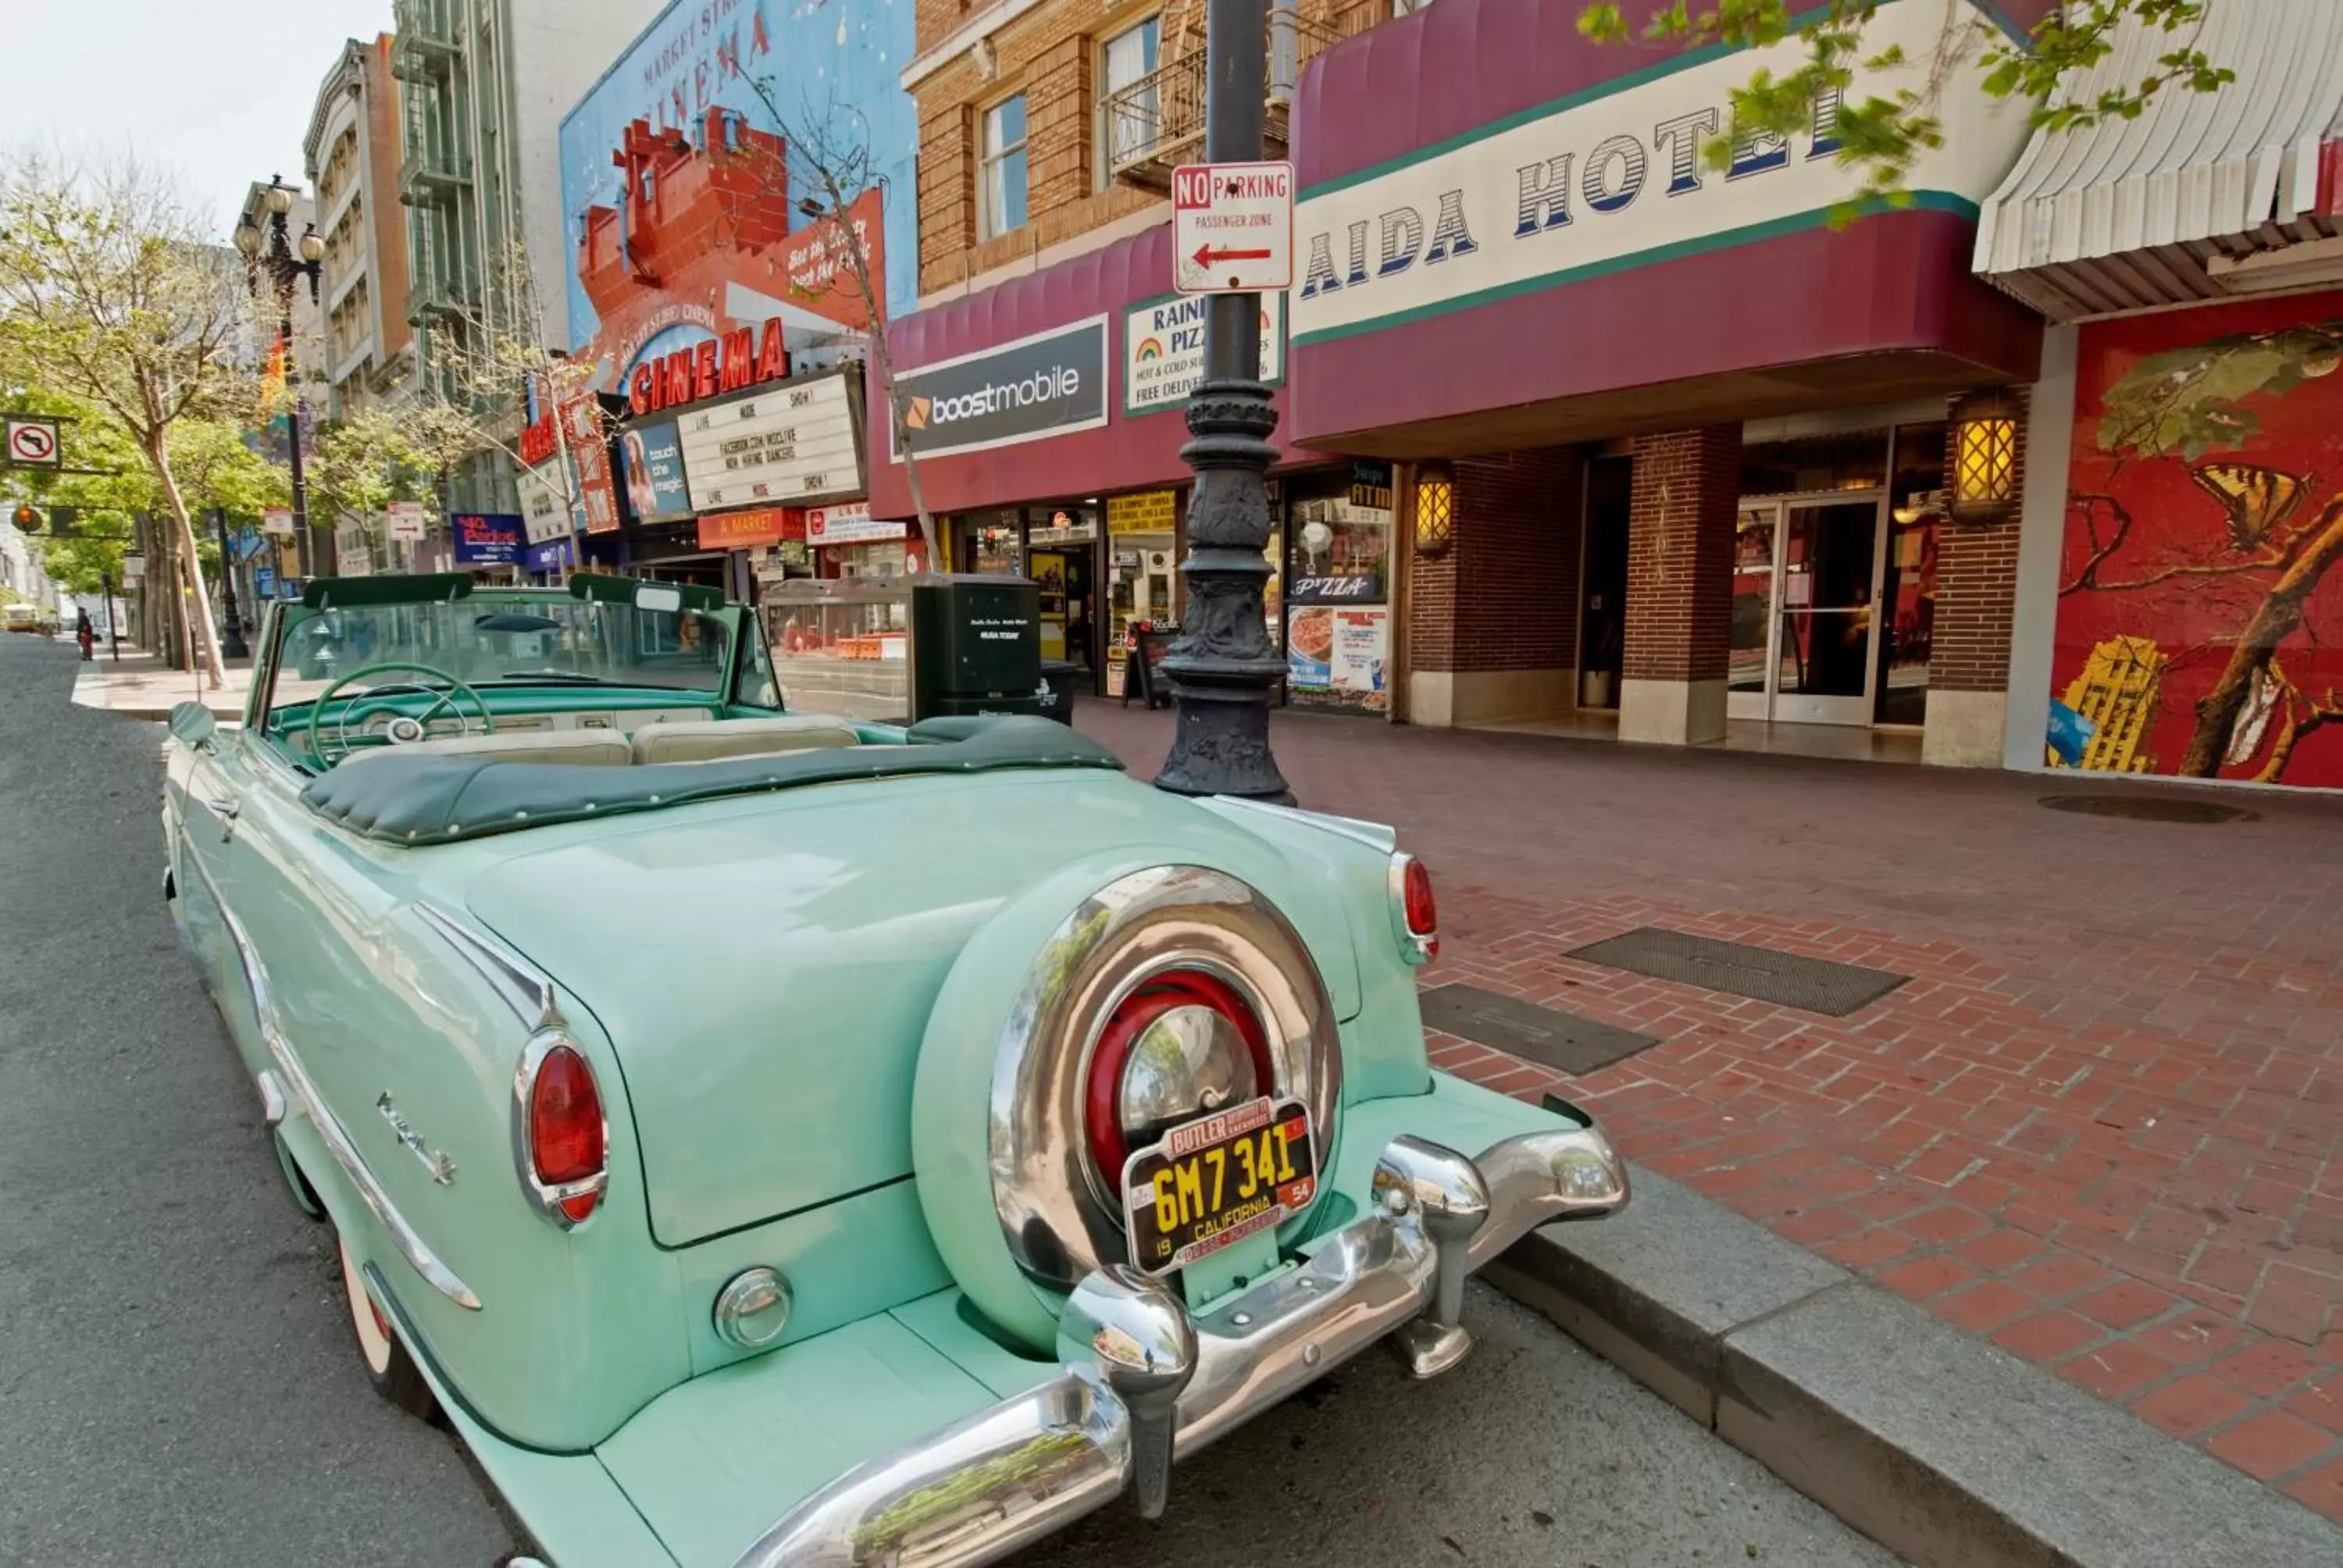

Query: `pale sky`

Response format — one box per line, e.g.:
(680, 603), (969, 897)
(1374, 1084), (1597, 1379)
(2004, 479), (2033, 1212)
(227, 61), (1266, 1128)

(0, 0), (399, 240)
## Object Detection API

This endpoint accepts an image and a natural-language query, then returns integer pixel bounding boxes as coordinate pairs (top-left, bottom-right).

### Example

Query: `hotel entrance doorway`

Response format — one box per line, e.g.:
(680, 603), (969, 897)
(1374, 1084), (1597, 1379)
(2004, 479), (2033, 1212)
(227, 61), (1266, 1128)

(1730, 494), (1888, 726)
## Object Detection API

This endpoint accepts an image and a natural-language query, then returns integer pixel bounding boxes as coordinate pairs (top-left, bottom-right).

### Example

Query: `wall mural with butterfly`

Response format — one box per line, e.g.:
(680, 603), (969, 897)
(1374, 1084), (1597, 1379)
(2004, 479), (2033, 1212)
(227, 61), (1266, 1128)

(2051, 291), (2343, 786)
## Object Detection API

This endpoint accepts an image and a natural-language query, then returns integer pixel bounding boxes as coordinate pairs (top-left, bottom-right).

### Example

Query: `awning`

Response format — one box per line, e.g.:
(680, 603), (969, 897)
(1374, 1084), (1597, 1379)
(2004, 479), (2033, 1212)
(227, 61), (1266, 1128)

(1974, 0), (2343, 321)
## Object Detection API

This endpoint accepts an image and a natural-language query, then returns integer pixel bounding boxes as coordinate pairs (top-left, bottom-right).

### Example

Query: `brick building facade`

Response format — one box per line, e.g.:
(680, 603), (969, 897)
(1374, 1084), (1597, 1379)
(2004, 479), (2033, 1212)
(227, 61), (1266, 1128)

(873, 0), (2057, 764)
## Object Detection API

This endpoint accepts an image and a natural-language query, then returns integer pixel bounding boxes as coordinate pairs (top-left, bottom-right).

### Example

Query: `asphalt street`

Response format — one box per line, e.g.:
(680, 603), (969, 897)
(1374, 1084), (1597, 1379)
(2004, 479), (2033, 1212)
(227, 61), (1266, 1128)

(0, 633), (1899, 1568)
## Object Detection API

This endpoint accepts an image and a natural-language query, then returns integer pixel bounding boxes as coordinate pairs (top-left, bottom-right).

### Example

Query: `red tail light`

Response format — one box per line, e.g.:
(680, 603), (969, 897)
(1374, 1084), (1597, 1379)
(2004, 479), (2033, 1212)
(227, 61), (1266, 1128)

(1394, 853), (1438, 964)
(1083, 969), (1274, 1180)
(525, 1041), (607, 1224)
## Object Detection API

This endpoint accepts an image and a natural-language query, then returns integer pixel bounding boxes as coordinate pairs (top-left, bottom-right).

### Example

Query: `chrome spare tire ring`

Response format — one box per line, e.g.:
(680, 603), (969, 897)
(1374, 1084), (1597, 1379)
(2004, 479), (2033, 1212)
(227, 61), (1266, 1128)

(988, 864), (1343, 1297)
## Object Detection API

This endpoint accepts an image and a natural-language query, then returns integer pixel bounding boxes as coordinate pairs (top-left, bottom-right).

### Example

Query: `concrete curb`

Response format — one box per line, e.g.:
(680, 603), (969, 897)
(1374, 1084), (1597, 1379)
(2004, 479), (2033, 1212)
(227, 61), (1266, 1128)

(1483, 1164), (2343, 1568)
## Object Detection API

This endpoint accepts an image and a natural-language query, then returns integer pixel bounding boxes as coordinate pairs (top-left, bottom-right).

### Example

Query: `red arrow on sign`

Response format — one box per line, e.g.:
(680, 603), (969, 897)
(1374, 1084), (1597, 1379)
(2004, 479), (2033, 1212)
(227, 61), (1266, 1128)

(1193, 244), (1273, 269)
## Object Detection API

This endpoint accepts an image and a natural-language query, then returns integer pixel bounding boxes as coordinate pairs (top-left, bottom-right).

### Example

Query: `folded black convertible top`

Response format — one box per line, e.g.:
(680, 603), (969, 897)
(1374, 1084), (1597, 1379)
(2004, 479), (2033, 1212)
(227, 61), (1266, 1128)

(301, 716), (1125, 846)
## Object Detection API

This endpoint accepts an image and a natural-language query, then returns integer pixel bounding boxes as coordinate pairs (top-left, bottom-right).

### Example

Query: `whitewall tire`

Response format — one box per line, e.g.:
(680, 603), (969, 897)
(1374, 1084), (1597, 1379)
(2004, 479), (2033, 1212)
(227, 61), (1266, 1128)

(337, 1233), (440, 1421)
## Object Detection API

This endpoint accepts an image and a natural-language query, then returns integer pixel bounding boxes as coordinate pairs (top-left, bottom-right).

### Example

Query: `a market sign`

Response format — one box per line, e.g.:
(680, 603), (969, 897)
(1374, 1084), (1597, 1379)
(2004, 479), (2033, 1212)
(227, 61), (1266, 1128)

(627, 317), (792, 416)
(679, 365), (865, 511)
(1289, 0), (2026, 347)
(697, 506), (805, 551)
(1125, 294), (1284, 417)
(891, 317), (1109, 461)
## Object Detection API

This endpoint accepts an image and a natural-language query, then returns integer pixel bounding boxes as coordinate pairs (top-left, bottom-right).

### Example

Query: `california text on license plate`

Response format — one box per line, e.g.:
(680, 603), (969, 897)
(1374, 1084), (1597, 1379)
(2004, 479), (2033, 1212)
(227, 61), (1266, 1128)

(1122, 1096), (1318, 1274)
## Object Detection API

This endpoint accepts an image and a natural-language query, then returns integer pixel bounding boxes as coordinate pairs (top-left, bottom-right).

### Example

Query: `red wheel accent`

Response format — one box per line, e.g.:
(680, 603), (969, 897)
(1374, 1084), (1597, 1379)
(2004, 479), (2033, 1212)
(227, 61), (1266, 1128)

(1082, 968), (1274, 1181)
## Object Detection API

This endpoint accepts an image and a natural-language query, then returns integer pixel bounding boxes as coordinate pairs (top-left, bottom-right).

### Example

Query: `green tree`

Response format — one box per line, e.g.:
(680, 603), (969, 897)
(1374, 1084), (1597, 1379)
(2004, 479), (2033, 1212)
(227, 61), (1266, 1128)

(1577, 1), (2232, 218)
(0, 151), (263, 686)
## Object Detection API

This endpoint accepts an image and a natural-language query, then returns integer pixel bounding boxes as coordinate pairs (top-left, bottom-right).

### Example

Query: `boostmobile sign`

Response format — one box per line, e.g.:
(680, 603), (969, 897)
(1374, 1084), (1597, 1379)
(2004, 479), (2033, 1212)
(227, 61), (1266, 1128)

(891, 316), (1108, 462)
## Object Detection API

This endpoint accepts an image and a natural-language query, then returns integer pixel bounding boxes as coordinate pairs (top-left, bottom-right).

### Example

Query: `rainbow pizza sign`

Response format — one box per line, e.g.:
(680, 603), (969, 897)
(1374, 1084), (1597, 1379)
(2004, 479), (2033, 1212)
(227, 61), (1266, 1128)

(1123, 291), (1285, 418)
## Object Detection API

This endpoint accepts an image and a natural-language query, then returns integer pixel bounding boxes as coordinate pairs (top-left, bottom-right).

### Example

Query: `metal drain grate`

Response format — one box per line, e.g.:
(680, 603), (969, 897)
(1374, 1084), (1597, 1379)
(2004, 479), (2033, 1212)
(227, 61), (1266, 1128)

(1419, 984), (1660, 1074)
(1566, 928), (1909, 1018)
(2039, 793), (2256, 825)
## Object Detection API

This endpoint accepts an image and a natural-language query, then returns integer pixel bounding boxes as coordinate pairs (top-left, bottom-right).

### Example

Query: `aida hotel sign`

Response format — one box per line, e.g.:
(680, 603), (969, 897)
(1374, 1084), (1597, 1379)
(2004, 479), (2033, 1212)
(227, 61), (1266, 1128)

(1289, 0), (2029, 347)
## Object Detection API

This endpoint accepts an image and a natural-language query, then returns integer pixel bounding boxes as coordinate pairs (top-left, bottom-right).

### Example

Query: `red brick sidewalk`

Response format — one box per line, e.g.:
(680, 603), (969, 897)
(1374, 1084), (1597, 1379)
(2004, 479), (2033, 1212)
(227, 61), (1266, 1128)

(1079, 701), (2343, 1521)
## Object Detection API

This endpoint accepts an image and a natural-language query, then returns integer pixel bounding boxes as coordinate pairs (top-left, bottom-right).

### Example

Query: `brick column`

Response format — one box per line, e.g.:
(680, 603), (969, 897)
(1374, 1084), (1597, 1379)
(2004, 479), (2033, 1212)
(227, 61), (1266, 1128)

(1403, 447), (1581, 726)
(1620, 426), (1740, 744)
(1923, 389), (2030, 768)
(917, 102), (977, 292)
(1025, 35), (1093, 217)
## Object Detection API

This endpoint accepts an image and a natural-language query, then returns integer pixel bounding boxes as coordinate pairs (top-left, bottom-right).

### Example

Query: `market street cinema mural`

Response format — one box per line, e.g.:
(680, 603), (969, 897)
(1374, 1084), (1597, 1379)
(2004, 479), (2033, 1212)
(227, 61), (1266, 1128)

(2050, 293), (2343, 788)
(558, 0), (917, 394)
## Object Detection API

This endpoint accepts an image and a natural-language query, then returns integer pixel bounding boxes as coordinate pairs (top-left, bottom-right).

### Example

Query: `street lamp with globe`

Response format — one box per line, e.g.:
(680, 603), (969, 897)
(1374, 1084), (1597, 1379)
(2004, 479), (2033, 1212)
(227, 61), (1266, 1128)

(234, 175), (324, 656)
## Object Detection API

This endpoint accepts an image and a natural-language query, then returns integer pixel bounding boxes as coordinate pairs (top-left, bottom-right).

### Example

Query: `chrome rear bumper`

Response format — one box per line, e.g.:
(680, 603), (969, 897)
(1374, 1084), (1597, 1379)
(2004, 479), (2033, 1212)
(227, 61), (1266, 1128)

(730, 1121), (1628, 1568)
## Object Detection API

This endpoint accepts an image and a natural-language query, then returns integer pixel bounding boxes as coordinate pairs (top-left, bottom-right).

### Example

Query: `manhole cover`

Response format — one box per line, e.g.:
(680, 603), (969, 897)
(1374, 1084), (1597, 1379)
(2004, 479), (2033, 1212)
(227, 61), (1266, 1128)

(1566, 928), (1909, 1018)
(1419, 984), (1660, 1074)
(2038, 793), (2256, 825)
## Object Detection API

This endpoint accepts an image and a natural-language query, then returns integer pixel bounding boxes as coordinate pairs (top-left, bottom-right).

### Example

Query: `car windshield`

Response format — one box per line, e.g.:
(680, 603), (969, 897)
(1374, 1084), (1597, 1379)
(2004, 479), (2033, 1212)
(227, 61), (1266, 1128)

(266, 590), (736, 713)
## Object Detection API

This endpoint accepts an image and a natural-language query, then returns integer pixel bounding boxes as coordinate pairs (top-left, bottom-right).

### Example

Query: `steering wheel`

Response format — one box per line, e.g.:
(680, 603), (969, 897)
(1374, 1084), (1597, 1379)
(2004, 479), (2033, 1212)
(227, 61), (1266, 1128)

(308, 661), (496, 767)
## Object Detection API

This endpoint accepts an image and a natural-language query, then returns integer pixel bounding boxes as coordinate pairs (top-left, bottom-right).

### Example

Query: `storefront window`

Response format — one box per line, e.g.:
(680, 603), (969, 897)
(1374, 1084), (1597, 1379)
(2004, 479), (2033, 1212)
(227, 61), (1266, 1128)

(1285, 463), (1394, 715)
(1877, 422), (1945, 725)
(1029, 504), (1100, 671)
(1105, 492), (1178, 697)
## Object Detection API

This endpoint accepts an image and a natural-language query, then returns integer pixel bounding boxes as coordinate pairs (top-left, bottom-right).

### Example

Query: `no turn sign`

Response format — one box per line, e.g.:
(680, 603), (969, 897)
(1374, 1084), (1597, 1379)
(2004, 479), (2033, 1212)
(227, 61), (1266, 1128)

(5, 417), (61, 469)
(1172, 162), (1294, 295)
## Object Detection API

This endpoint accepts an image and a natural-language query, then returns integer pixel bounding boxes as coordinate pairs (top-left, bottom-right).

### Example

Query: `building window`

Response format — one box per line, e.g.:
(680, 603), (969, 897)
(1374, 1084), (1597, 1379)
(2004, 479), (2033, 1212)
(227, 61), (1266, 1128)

(980, 93), (1029, 238)
(1100, 17), (1161, 180)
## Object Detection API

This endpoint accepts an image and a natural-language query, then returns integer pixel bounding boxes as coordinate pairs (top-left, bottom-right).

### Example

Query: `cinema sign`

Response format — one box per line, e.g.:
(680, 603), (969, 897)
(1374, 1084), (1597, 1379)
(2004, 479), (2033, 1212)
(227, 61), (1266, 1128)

(1289, 0), (2028, 347)
(627, 316), (793, 416)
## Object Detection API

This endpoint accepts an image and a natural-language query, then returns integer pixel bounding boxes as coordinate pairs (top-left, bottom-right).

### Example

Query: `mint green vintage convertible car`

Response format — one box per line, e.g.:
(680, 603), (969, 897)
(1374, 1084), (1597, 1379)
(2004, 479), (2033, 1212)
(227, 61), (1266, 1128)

(163, 572), (1629, 1567)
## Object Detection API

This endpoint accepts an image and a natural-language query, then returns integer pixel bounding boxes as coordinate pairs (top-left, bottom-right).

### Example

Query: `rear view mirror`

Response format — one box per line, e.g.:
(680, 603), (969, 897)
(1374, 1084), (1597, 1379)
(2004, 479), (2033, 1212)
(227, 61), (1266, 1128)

(635, 584), (683, 615)
(168, 701), (216, 750)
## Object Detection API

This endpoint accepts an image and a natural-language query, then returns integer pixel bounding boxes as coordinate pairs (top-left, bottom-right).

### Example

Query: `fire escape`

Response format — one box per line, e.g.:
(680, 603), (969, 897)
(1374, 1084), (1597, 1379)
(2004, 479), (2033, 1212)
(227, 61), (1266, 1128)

(1098, 1), (1350, 191)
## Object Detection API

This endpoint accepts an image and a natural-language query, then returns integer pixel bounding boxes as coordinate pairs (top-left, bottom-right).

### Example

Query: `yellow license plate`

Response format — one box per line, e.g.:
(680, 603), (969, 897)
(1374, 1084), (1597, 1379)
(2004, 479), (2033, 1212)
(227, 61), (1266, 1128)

(1122, 1096), (1318, 1275)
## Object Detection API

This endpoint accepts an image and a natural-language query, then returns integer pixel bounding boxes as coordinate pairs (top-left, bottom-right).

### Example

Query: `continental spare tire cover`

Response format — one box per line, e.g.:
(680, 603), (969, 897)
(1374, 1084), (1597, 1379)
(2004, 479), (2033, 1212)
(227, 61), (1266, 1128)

(911, 859), (1343, 1351)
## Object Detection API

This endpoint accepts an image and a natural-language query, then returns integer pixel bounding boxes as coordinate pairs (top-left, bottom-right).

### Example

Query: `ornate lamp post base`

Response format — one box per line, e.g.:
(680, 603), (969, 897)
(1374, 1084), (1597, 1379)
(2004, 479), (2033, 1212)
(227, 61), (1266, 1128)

(1156, 374), (1292, 803)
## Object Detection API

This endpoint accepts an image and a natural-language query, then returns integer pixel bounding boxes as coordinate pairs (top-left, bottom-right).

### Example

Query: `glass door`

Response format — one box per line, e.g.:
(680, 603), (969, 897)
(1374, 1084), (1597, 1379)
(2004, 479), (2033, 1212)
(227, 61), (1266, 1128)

(1728, 493), (1886, 726)
(1728, 504), (1778, 722)
(1772, 497), (1885, 725)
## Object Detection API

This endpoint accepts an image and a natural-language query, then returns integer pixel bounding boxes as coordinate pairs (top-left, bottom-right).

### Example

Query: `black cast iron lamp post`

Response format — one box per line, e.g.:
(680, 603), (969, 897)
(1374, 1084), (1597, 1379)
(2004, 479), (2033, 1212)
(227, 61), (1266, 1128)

(235, 176), (323, 613)
(1154, 0), (1294, 804)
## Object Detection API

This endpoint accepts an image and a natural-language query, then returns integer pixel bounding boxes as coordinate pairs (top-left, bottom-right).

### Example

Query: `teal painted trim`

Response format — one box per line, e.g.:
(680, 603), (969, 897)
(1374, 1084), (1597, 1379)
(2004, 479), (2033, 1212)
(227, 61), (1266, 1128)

(1299, 0), (1999, 202)
(1289, 191), (1977, 350)
(1969, 0), (2034, 51)
(1119, 288), (1288, 419)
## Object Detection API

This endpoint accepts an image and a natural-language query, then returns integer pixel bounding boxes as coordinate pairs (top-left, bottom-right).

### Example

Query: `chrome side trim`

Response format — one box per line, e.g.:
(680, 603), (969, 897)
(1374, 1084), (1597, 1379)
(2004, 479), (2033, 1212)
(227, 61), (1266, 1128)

(183, 853), (483, 1311)
(256, 1070), (287, 1128)
(417, 903), (561, 1030)
(734, 1123), (1628, 1568)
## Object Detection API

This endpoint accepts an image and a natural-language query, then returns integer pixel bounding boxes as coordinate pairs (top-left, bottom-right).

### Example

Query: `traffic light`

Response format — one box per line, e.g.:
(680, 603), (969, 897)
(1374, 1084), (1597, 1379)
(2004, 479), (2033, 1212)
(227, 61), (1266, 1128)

(10, 502), (41, 534)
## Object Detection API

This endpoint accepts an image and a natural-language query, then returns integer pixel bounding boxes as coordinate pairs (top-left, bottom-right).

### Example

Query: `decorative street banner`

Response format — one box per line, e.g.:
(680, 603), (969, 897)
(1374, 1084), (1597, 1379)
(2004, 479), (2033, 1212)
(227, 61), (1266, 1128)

(2048, 289), (2343, 788)
(891, 318), (1110, 462)
(518, 459), (571, 545)
(1289, 0), (2027, 349)
(619, 418), (693, 523)
(1125, 293), (1284, 416)
(451, 512), (526, 566)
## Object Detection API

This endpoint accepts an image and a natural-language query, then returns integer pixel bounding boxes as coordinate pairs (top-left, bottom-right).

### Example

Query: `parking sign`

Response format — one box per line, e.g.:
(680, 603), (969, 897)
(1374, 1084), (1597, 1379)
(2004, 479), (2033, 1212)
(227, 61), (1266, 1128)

(1172, 162), (1294, 295)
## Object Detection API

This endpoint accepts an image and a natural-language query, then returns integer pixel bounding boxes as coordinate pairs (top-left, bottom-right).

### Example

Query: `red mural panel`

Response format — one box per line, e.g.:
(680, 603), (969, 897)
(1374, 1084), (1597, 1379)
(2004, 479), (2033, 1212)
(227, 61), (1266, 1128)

(2051, 290), (2343, 787)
